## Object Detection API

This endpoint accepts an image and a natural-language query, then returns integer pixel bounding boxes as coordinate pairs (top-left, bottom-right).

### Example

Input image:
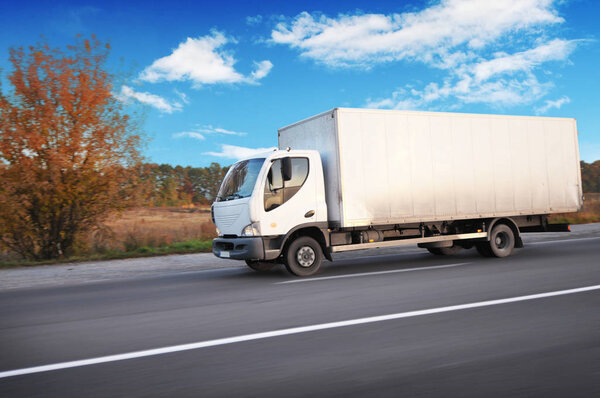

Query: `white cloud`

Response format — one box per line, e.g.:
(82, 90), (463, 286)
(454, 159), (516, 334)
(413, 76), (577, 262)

(250, 60), (273, 81)
(140, 31), (272, 87)
(271, 1), (563, 68)
(196, 125), (247, 136)
(173, 125), (248, 139)
(174, 89), (190, 104)
(246, 15), (263, 26)
(174, 131), (205, 140)
(371, 40), (571, 109)
(116, 85), (182, 113)
(204, 144), (277, 159)
(368, 73), (552, 109)
(273, 1), (580, 110)
(366, 88), (422, 110)
(535, 96), (570, 114)
(457, 76), (550, 105)
(472, 39), (577, 81)
(173, 125), (247, 142)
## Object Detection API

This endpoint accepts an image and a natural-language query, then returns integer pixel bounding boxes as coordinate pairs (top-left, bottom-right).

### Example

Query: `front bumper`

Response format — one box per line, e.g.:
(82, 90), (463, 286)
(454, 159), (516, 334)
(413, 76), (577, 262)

(212, 237), (264, 260)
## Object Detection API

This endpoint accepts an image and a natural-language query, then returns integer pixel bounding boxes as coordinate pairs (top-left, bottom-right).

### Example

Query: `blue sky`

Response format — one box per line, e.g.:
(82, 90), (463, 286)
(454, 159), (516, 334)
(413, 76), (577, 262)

(1, 0), (599, 166)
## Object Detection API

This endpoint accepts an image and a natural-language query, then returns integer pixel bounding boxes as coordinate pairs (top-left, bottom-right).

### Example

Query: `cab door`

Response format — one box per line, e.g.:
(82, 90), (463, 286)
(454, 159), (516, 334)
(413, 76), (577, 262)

(259, 156), (316, 236)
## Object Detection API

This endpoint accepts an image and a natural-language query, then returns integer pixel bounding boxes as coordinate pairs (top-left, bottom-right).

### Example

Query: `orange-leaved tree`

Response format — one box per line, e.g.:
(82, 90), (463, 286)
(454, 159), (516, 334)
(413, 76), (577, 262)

(0, 36), (142, 260)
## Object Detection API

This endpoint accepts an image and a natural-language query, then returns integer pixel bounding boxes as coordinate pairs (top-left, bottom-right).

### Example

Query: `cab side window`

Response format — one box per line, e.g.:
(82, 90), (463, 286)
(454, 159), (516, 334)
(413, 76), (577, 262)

(264, 159), (284, 211)
(264, 157), (309, 211)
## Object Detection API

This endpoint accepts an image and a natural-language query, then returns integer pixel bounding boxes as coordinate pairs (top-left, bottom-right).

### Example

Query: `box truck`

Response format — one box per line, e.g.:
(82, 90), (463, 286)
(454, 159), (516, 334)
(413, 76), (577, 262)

(212, 108), (583, 276)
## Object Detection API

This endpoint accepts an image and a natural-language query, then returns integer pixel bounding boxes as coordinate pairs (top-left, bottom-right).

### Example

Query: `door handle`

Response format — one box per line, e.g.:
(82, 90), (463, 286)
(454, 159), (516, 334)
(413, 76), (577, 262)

(304, 210), (315, 218)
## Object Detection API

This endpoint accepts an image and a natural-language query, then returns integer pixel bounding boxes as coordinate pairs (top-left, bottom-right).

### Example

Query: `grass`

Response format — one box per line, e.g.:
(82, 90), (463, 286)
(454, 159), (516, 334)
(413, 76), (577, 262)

(0, 240), (214, 268)
(92, 206), (216, 252)
(0, 206), (217, 267)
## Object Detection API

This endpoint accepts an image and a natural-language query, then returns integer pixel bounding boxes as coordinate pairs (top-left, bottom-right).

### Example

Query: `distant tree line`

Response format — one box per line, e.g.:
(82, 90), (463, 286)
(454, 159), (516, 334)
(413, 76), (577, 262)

(581, 160), (600, 193)
(134, 162), (229, 206)
(135, 160), (599, 207)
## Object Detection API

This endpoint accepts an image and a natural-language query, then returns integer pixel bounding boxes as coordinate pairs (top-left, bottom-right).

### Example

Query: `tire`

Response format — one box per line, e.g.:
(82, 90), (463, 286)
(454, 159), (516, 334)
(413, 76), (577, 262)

(284, 236), (323, 277)
(245, 260), (276, 272)
(489, 224), (515, 258)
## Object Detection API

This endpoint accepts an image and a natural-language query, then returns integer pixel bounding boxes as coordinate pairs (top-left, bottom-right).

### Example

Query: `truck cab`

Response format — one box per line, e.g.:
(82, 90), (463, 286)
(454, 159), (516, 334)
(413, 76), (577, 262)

(212, 149), (328, 275)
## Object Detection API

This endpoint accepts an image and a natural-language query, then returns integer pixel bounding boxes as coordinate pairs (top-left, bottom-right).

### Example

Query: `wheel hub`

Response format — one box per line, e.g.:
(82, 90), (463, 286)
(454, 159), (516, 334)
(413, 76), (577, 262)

(495, 232), (507, 249)
(296, 246), (316, 268)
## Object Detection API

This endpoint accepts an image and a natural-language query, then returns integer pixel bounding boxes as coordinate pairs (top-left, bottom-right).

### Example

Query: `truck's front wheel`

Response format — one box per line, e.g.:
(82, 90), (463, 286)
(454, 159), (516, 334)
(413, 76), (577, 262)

(284, 236), (323, 276)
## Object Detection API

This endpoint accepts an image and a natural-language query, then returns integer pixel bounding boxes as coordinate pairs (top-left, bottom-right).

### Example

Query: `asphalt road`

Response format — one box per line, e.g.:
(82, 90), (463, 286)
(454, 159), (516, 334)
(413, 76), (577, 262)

(1, 235), (599, 397)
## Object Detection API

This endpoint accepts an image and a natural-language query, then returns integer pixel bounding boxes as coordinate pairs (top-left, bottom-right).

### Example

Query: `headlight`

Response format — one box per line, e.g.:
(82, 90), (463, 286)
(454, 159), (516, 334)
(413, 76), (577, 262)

(241, 222), (260, 237)
(215, 227), (221, 236)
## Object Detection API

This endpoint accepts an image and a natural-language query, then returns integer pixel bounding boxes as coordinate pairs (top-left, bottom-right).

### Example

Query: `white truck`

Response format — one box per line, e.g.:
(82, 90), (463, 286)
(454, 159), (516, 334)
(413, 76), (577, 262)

(212, 108), (583, 276)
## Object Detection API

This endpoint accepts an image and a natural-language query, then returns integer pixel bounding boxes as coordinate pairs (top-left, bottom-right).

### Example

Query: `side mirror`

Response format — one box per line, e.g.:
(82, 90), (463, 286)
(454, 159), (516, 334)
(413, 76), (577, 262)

(282, 157), (292, 182)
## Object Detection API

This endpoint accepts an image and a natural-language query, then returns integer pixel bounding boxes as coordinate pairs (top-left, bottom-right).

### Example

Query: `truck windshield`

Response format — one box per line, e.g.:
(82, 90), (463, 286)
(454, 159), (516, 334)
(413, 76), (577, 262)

(215, 158), (265, 202)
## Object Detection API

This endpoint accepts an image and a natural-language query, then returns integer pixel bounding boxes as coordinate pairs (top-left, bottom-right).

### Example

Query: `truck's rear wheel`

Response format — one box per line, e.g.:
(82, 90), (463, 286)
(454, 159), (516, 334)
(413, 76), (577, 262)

(245, 260), (275, 272)
(284, 236), (323, 276)
(489, 224), (515, 257)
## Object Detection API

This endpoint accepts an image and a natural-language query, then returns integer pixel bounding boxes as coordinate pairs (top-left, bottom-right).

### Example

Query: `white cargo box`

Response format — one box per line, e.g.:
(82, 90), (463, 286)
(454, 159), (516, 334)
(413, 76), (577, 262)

(278, 108), (582, 228)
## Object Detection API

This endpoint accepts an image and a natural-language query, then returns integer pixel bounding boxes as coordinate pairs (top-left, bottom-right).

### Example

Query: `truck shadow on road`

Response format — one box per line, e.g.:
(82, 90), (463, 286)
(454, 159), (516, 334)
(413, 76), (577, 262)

(196, 240), (590, 285)
(218, 250), (487, 282)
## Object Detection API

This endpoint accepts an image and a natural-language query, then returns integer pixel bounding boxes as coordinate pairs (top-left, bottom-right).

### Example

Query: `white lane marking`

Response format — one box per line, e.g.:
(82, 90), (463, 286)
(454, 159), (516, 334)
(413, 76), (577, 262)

(528, 236), (600, 245)
(275, 262), (471, 284)
(1, 284), (599, 379)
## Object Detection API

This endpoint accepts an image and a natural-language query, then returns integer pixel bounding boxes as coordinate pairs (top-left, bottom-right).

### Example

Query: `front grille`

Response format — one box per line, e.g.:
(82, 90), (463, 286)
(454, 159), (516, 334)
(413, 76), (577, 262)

(215, 241), (234, 251)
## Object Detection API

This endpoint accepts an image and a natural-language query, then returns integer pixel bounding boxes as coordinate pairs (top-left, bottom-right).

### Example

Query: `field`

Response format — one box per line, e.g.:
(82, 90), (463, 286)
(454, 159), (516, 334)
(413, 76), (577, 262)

(90, 207), (216, 252)
(0, 207), (216, 266)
